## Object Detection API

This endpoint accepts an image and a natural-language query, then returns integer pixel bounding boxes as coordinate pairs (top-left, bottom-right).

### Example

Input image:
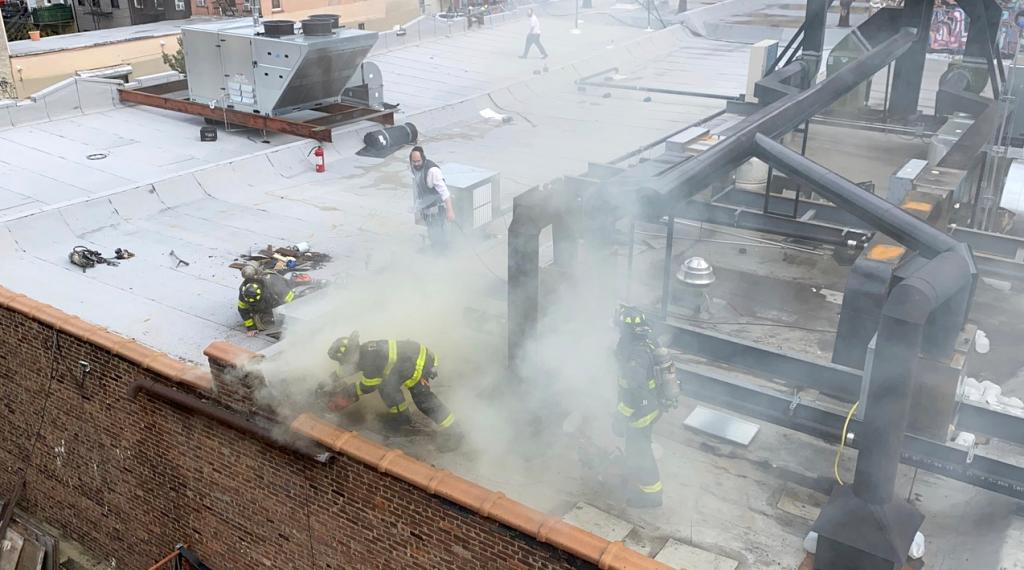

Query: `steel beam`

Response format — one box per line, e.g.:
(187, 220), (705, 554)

(594, 29), (915, 219)
(714, 186), (871, 229)
(677, 362), (1024, 501)
(753, 134), (960, 258)
(118, 86), (395, 143)
(684, 200), (871, 247)
(659, 321), (862, 401)
(952, 226), (1024, 259)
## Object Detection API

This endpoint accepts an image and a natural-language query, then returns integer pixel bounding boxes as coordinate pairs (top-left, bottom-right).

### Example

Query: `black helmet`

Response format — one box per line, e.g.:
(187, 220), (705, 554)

(242, 282), (262, 304)
(328, 331), (360, 364)
(618, 305), (649, 334)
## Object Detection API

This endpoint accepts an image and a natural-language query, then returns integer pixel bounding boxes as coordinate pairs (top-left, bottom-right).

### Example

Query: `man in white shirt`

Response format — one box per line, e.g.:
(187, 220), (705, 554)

(409, 146), (455, 252)
(520, 8), (549, 59)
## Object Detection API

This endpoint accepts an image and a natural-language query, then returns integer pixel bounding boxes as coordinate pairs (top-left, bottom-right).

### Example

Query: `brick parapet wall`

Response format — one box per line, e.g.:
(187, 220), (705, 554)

(0, 289), (671, 570)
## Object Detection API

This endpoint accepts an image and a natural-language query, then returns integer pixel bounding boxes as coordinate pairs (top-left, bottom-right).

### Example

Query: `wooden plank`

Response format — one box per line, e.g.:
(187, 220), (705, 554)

(0, 530), (23, 570)
(117, 89), (334, 142)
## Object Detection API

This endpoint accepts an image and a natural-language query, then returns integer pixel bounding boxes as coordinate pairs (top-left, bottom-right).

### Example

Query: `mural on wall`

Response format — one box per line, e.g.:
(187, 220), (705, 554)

(929, 0), (1024, 56)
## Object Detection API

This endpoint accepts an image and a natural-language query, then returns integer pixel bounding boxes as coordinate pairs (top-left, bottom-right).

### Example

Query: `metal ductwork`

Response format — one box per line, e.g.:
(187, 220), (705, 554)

(181, 19), (379, 117)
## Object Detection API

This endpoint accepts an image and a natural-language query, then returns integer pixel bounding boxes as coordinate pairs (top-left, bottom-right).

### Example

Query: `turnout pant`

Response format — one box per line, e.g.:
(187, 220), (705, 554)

(624, 423), (663, 507)
(345, 364), (456, 430)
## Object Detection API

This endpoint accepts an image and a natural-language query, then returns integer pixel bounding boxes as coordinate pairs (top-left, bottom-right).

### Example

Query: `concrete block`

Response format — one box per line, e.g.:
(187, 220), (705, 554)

(38, 81), (84, 121)
(60, 198), (122, 235)
(109, 185), (165, 219)
(8, 100), (50, 127)
(0, 106), (13, 130)
(560, 503), (633, 542)
(654, 539), (739, 570)
(77, 79), (120, 115)
(153, 173), (207, 207)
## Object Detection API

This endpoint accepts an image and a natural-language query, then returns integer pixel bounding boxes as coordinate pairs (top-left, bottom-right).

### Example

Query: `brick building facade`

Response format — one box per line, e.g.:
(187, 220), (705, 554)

(0, 289), (665, 570)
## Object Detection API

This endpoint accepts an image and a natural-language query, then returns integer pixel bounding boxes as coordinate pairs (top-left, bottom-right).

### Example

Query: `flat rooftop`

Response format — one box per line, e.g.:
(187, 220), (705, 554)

(4, 1), (1024, 568)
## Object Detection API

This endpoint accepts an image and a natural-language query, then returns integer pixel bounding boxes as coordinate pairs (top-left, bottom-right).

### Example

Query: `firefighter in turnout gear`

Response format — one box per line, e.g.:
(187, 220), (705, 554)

(320, 332), (464, 452)
(614, 305), (680, 508)
(237, 264), (296, 336)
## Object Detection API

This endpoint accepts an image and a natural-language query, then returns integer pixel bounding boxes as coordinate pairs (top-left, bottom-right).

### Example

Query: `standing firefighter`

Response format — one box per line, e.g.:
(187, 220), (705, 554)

(613, 305), (679, 508)
(238, 264), (296, 336)
(319, 332), (464, 452)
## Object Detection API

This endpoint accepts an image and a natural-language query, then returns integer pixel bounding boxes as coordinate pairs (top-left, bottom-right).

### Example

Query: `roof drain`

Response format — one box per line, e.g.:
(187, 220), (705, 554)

(127, 377), (335, 464)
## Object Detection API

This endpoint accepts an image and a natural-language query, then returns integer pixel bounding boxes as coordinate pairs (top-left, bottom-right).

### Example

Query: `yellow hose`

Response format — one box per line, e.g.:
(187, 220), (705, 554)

(834, 401), (860, 486)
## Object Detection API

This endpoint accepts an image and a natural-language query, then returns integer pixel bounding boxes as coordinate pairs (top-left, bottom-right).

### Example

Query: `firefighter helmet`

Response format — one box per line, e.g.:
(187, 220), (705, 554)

(328, 331), (360, 363)
(240, 264), (258, 280)
(618, 305), (649, 334)
(241, 282), (262, 304)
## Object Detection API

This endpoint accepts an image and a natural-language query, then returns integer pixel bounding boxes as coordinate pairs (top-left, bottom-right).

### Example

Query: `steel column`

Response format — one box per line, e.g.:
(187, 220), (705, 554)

(886, 0), (934, 117)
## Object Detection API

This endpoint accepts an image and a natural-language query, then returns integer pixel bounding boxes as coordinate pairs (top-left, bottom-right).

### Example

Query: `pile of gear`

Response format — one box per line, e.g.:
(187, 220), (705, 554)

(68, 246), (134, 273)
(234, 243), (332, 275)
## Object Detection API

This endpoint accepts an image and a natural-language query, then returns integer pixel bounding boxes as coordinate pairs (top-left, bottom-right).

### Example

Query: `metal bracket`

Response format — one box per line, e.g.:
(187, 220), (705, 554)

(788, 390), (802, 415)
(78, 360), (91, 388)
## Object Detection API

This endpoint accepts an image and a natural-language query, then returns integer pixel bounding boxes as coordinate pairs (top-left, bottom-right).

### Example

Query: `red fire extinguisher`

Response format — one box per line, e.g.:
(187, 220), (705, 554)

(313, 146), (325, 173)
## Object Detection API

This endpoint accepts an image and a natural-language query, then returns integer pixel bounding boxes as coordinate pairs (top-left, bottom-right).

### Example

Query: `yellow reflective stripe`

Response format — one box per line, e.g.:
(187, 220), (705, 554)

(355, 382), (365, 397)
(630, 409), (659, 428)
(403, 345), (429, 388)
(648, 379), (657, 389)
(382, 341), (398, 377)
(238, 301), (249, 308)
(389, 401), (409, 413)
(617, 402), (635, 417)
(284, 290), (296, 303)
(618, 378), (629, 388)
(243, 319), (255, 327)
(433, 353), (439, 367)
(639, 480), (663, 493)
(360, 376), (383, 387)
(438, 413), (455, 429)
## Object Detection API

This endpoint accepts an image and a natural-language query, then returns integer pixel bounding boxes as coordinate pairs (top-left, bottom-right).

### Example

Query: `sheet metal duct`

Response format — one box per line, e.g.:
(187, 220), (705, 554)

(181, 19), (379, 116)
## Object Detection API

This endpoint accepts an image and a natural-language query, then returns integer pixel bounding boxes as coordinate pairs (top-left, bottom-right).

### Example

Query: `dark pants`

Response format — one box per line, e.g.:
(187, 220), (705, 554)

(522, 33), (548, 58)
(348, 369), (455, 430)
(624, 423), (663, 507)
(421, 206), (449, 252)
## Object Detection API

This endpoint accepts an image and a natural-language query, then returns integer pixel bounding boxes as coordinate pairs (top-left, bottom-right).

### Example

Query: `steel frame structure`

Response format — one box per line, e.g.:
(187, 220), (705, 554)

(119, 79), (396, 143)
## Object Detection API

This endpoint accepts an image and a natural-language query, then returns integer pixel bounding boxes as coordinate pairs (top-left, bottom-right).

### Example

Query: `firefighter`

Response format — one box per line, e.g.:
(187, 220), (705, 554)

(613, 305), (679, 508)
(318, 332), (463, 452)
(237, 264), (296, 336)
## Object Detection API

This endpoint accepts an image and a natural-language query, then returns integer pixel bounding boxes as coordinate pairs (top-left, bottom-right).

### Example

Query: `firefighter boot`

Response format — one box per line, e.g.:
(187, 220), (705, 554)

(435, 425), (464, 453)
(382, 409), (413, 434)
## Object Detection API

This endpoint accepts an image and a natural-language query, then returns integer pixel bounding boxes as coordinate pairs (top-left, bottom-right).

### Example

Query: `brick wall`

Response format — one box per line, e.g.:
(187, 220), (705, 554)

(0, 308), (593, 570)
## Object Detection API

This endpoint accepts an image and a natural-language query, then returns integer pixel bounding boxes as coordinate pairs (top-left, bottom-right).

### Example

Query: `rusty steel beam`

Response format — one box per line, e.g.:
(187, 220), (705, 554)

(304, 105), (396, 128)
(119, 87), (335, 141)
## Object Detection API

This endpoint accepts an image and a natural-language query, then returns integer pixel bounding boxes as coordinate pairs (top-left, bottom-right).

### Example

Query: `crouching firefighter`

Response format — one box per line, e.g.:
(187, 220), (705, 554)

(237, 264), (296, 336)
(318, 332), (464, 452)
(613, 305), (680, 508)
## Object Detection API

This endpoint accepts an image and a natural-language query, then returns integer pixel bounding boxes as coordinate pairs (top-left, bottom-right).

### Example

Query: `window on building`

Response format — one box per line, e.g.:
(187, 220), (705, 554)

(154, 0), (163, 9)
(111, 0), (119, 8)
(196, 0), (206, 6)
(133, 0), (142, 8)
(77, 0), (84, 6)
(271, 0), (281, 9)
(175, 0), (183, 9)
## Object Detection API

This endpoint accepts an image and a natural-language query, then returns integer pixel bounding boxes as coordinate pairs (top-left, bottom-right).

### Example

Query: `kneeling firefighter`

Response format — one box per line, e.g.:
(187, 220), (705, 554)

(614, 305), (680, 508)
(318, 332), (464, 452)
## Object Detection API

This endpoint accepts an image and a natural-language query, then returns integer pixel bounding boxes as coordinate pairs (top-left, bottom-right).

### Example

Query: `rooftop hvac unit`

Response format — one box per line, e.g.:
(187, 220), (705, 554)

(180, 18), (382, 117)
